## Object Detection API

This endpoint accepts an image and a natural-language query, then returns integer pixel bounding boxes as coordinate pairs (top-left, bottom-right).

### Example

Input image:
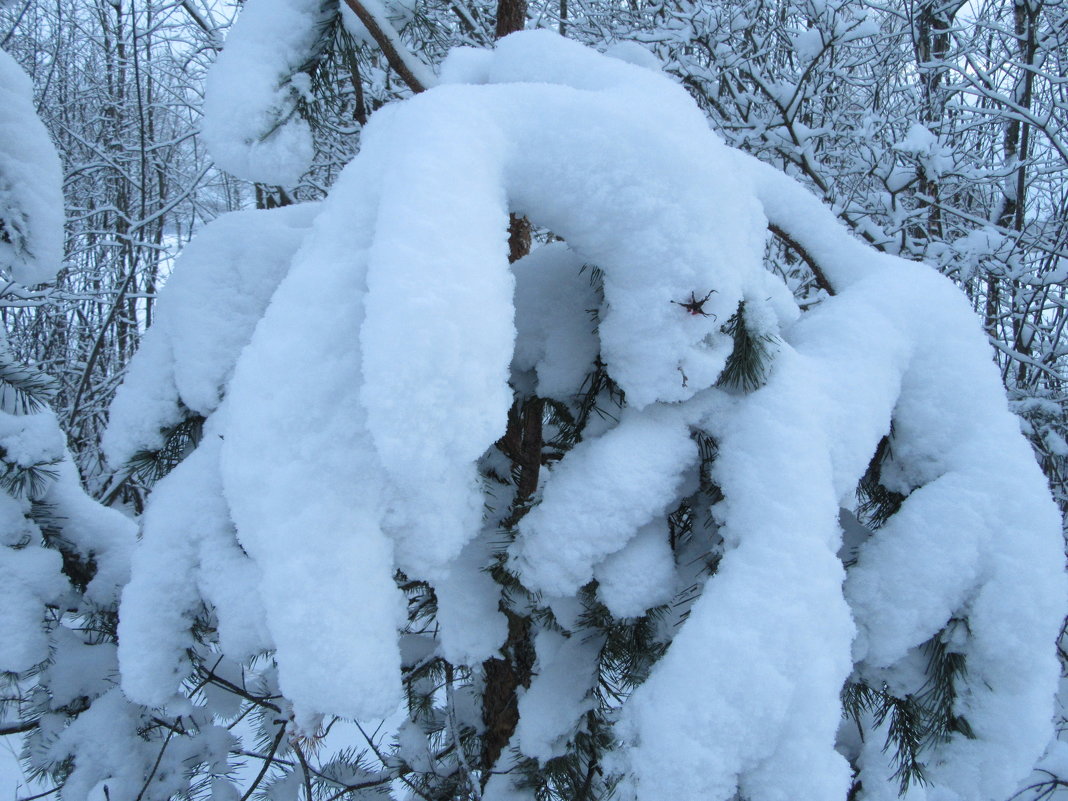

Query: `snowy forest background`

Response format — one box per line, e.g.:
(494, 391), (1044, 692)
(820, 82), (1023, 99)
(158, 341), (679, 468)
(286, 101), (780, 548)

(1, 0), (1068, 799)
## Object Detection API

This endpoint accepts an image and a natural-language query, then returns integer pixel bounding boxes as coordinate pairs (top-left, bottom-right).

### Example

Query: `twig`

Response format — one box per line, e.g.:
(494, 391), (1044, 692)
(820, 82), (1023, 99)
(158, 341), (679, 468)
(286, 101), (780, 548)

(239, 724), (287, 801)
(65, 265), (138, 430)
(445, 663), (482, 801)
(340, 0), (433, 94)
(293, 742), (315, 801)
(768, 223), (836, 296)
(134, 721), (177, 801)
(355, 721), (434, 801)
(0, 719), (38, 736)
(17, 787), (60, 801)
(197, 664), (281, 714)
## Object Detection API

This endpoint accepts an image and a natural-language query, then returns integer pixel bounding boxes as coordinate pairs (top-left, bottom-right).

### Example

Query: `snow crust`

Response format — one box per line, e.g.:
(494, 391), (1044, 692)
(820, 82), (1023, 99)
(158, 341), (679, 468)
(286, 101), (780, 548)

(0, 49), (64, 285)
(109, 30), (1064, 801)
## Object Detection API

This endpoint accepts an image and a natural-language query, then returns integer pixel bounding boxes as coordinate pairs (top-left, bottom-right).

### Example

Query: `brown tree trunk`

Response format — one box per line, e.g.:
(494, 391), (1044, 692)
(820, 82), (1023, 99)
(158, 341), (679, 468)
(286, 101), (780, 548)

(480, 4), (537, 769)
(480, 611), (536, 775)
(495, 0), (527, 38)
(480, 392), (542, 780)
(997, 0), (1041, 386)
(341, 0), (429, 94)
(497, 0), (532, 264)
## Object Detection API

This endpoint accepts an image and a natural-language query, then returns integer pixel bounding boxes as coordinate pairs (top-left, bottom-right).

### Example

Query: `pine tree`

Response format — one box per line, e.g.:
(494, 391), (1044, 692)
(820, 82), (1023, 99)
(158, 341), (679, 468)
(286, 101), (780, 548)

(12, 5), (1064, 801)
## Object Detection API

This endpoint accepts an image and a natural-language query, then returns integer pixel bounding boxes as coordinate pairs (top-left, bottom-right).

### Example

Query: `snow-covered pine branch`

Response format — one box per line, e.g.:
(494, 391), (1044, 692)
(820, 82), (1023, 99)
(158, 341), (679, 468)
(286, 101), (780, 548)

(0, 43), (142, 800)
(0, 49), (63, 288)
(97, 30), (1065, 801)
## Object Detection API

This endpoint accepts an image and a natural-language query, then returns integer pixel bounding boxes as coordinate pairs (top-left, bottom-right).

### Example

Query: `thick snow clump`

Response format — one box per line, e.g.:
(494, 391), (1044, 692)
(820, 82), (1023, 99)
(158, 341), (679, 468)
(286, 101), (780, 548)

(0, 49), (64, 285)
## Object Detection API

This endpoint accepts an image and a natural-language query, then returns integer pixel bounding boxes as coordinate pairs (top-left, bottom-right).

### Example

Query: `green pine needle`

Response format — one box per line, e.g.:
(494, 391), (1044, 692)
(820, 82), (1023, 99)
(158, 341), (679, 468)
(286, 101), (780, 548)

(0, 358), (57, 415)
(857, 431), (907, 529)
(126, 412), (204, 486)
(717, 302), (778, 393)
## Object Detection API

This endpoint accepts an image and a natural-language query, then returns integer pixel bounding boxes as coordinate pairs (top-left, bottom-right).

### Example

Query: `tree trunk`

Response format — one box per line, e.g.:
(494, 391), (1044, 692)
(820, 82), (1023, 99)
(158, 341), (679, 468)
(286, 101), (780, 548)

(481, 3), (537, 772)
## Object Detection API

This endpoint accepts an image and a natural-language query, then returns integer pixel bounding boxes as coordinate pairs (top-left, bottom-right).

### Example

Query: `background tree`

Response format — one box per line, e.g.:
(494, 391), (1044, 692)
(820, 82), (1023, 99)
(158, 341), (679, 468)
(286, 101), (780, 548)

(0, 0), (242, 496)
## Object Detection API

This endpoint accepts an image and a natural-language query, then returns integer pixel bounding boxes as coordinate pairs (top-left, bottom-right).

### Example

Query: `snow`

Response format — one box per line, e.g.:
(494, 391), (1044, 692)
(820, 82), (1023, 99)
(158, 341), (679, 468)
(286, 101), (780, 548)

(438, 46), (493, 84)
(511, 243), (600, 400)
(103, 204), (317, 469)
(0, 403), (64, 467)
(0, 49), (64, 286)
(603, 40), (661, 71)
(44, 628), (118, 710)
(0, 542), (66, 672)
(101, 327), (182, 469)
(358, 86), (513, 579)
(433, 532), (509, 666)
(896, 123), (937, 154)
(220, 150), (406, 723)
(341, 0), (437, 90)
(515, 629), (602, 762)
(43, 458), (135, 607)
(894, 124), (952, 178)
(792, 27), (825, 60)
(741, 150), (877, 291)
(614, 202), (1062, 801)
(483, 771), (536, 801)
(0, 412), (133, 673)
(396, 719), (433, 772)
(201, 0), (329, 186)
(0, 490), (33, 546)
(620, 346), (857, 801)
(1045, 428), (1068, 456)
(119, 410), (270, 708)
(108, 29), (1064, 801)
(161, 204), (319, 417)
(512, 405), (697, 598)
(594, 519), (676, 618)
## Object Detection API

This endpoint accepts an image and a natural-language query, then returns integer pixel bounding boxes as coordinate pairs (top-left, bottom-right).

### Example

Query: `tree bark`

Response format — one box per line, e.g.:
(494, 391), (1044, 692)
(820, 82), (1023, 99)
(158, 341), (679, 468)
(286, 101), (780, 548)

(495, 0), (526, 38)
(480, 2), (536, 758)
(341, 0), (429, 94)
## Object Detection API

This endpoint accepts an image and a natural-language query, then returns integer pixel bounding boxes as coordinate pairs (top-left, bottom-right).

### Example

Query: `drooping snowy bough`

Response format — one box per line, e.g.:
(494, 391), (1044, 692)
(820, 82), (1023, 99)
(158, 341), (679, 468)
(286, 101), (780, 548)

(108, 31), (1064, 801)
(0, 47), (143, 799)
(0, 47), (134, 671)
